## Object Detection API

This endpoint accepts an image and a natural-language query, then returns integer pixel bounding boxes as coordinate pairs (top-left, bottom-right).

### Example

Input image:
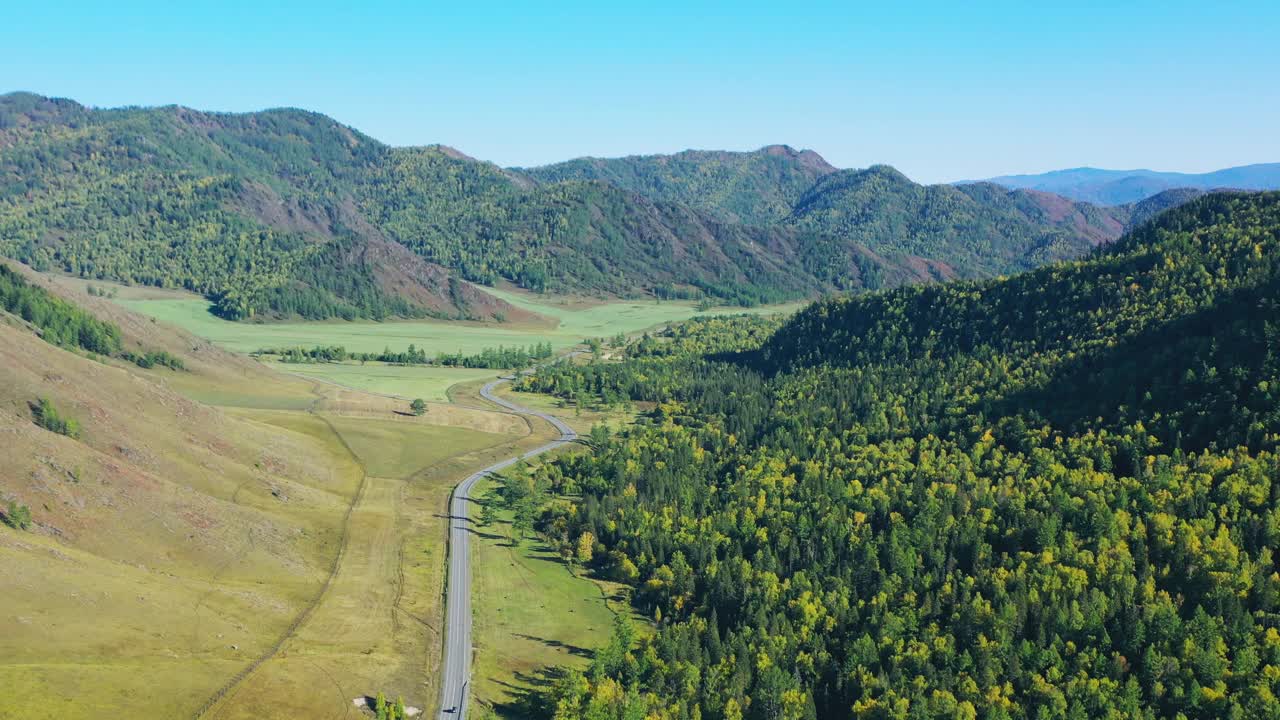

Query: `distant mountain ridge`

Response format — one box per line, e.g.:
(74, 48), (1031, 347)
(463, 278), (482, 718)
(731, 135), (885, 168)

(0, 91), (1216, 320)
(520, 153), (1177, 279)
(520, 144), (838, 226)
(983, 163), (1280, 205)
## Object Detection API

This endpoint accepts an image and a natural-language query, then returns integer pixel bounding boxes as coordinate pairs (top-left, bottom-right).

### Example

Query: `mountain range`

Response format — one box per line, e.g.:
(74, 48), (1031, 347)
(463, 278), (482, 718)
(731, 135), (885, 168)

(0, 92), (1218, 321)
(983, 163), (1280, 205)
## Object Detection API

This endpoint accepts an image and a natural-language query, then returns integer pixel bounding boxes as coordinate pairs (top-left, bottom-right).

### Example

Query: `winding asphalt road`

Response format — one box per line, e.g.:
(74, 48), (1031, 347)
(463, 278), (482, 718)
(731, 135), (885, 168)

(437, 376), (577, 719)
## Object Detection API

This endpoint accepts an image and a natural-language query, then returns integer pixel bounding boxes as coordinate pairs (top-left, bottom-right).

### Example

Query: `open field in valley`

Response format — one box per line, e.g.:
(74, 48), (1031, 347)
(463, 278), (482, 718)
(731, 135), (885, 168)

(112, 282), (803, 356)
(2, 269), (680, 719)
(264, 361), (500, 402)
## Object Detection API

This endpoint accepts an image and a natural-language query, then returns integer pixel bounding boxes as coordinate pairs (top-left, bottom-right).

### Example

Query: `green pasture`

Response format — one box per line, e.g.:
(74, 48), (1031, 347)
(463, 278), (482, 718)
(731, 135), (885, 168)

(469, 478), (623, 718)
(265, 361), (499, 401)
(116, 287), (804, 358)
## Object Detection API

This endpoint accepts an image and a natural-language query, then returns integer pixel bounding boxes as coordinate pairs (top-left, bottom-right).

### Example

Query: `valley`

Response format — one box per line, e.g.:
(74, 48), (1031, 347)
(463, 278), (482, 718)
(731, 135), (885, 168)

(0, 260), (747, 712)
(99, 277), (802, 403)
(0, 45), (1276, 720)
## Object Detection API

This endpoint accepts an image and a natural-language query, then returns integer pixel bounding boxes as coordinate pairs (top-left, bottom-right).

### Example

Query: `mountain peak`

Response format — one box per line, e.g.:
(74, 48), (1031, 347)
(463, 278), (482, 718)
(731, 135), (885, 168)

(0, 92), (87, 131)
(426, 144), (477, 162)
(859, 164), (913, 183)
(758, 144), (837, 174)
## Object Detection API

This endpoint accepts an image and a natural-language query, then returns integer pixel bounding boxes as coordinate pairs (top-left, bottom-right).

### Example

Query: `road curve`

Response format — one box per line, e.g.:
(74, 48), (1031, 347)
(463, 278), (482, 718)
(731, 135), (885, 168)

(437, 376), (577, 720)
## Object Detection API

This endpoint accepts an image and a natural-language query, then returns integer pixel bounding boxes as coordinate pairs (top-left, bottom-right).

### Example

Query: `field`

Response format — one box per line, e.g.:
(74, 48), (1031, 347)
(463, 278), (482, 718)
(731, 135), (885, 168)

(114, 283), (803, 357)
(321, 415), (513, 479)
(102, 280), (801, 406)
(199, 404), (538, 720)
(0, 320), (361, 720)
(265, 361), (500, 402)
(468, 477), (628, 718)
(0, 273), (555, 719)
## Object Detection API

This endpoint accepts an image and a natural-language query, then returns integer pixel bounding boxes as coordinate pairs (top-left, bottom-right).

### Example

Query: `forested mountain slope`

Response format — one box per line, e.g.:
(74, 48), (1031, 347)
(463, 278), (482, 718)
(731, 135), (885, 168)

(789, 167), (1128, 277)
(526, 151), (1188, 278)
(512, 192), (1280, 720)
(0, 93), (921, 313)
(0, 92), (1196, 320)
(760, 191), (1279, 451)
(521, 144), (838, 226)
(0, 92), (525, 321)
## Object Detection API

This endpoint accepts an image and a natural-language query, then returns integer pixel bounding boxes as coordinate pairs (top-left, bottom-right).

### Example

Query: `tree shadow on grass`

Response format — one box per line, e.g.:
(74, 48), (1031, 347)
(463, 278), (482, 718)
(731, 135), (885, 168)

(465, 527), (507, 540)
(514, 633), (593, 658)
(490, 666), (573, 720)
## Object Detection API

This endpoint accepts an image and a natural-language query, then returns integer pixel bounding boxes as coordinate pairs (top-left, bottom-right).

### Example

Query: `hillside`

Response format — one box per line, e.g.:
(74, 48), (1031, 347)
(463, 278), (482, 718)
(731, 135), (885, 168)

(520, 144), (838, 226)
(789, 167), (1130, 276)
(528, 152), (1146, 278)
(0, 260), (363, 716)
(0, 92), (1191, 320)
(0, 259), (547, 718)
(0, 92), (529, 322)
(985, 163), (1280, 204)
(511, 192), (1280, 720)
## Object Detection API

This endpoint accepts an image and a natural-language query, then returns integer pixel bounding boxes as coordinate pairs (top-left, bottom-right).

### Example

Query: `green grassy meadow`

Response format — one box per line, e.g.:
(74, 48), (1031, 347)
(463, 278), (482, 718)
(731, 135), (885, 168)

(265, 361), (499, 402)
(323, 415), (514, 479)
(116, 286), (803, 356)
(113, 286), (800, 403)
(469, 478), (625, 718)
(16, 275), (791, 718)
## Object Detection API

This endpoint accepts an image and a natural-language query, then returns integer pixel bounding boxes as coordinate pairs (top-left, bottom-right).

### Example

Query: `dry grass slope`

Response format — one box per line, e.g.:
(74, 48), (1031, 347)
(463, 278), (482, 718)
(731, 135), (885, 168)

(0, 264), (541, 719)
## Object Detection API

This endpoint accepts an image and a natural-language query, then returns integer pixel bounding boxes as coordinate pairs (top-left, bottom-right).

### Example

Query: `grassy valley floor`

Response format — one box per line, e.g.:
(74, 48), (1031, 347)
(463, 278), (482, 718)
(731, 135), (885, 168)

(109, 281), (802, 356)
(176, 378), (550, 720)
(1, 269), (747, 719)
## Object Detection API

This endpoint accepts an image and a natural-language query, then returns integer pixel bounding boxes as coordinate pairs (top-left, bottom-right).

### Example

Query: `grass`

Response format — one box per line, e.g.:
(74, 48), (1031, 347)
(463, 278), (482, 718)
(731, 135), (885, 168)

(198, 405), (532, 720)
(5, 268), (671, 719)
(494, 384), (639, 436)
(166, 374), (319, 410)
(265, 361), (499, 402)
(115, 285), (804, 357)
(5, 270), (719, 719)
(322, 415), (514, 479)
(464, 381), (646, 718)
(0, 326), (365, 720)
(469, 479), (625, 718)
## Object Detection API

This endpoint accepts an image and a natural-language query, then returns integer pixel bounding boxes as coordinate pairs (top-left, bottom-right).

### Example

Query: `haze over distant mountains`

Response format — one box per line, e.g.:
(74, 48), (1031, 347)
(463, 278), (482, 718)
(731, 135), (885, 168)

(983, 163), (1280, 205)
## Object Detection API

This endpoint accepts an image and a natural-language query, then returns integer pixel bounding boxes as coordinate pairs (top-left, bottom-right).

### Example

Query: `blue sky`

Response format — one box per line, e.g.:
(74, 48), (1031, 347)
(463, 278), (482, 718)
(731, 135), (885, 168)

(4, 1), (1277, 183)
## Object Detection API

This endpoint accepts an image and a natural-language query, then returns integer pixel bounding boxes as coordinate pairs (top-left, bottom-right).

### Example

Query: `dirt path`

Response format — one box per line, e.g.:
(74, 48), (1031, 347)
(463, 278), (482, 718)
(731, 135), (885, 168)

(193, 394), (372, 720)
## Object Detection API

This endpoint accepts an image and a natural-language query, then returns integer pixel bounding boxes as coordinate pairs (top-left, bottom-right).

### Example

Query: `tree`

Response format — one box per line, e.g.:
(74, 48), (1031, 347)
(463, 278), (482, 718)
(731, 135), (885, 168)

(468, 193), (1280, 720)
(32, 397), (80, 438)
(478, 500), (498, 527)
(3, 501), (31, 531)
(410, 398), (427, 416)
(576, 531), (596, 566)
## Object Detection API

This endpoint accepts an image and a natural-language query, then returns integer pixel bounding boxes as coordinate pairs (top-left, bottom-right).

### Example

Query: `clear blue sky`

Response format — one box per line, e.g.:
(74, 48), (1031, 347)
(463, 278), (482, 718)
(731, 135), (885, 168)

(4, 1), (1277, 183)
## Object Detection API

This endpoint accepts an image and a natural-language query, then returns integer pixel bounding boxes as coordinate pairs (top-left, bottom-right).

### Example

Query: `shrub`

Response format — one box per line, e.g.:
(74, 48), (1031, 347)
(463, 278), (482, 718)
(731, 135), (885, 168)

(123, 349), (186, 370)
(32, 397), (80, 438)
(2, 501), (32, 530)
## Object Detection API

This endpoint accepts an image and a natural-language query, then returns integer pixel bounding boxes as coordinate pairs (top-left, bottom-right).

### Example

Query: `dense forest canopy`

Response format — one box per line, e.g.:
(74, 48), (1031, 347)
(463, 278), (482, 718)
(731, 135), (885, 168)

(511, 192), (1280, 720)
(521, 145), (839, 227)
(0, 92), (1196, 321)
